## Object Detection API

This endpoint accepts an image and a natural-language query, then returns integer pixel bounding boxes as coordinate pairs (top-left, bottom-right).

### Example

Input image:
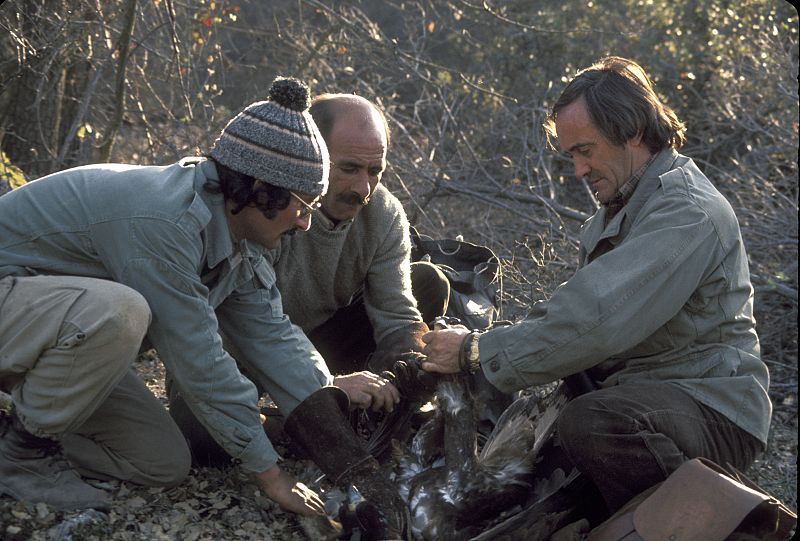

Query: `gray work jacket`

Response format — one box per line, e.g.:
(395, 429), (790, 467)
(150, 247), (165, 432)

(0, 158), (332, 472)
(479, 149), (771, 445)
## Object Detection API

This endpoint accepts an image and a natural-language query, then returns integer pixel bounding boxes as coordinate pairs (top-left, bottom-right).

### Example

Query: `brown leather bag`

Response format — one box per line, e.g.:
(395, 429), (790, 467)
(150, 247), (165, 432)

(587, 458), (796, 541)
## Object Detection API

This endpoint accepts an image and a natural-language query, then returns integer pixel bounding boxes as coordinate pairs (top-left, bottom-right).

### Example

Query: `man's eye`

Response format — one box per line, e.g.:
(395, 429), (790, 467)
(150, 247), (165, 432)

(339, 166), (359, 174)
(368, 168), (383, 178)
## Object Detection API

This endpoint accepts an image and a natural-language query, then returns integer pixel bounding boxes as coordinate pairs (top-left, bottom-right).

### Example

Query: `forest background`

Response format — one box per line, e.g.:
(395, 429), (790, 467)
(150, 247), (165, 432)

(0, 0), (797, 539)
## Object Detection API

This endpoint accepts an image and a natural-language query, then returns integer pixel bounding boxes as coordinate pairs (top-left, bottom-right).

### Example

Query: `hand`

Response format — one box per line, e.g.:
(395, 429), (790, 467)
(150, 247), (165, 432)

(420, 327), (470, 374)
(390, 354), (438, 398)
(333, 371), (401, 412)
(256, 464), (325, 516)
(368, 322), (429, 374)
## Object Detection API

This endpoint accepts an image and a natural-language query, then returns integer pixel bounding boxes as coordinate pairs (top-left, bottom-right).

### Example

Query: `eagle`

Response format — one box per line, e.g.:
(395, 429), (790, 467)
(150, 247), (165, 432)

(393, 374), (583, 541)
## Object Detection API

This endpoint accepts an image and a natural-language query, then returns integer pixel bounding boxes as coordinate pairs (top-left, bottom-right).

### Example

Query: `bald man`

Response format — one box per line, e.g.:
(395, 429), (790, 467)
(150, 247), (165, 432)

(270, 94), (449, 394)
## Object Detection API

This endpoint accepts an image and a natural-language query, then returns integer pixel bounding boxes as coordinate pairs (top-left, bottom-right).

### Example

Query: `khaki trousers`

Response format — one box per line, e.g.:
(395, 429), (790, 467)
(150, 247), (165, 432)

(0, 275), (190, 486)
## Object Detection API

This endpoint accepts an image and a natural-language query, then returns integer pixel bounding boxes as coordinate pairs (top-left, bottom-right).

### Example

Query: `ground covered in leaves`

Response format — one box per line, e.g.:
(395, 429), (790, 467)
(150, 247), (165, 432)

(1, 350), (797, 540)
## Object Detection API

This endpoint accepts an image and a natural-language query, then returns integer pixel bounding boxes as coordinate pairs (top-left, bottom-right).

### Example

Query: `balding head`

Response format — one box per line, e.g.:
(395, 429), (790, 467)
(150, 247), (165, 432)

(309, 94), (391, 148)
(308, 94), (389, 223)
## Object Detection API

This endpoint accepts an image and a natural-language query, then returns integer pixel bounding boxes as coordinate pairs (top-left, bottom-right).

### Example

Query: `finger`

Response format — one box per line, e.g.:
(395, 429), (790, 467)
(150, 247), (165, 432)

(420, 360), (436, 373)
(371, 385), (390, 411)
(421, 331), (435, 343)
(387, 382), (401, 404)
(421, 360), (448, 374)
(371, 394), (386, 412)
(355, 392), (373, 409)
(380, 389), (397, 412)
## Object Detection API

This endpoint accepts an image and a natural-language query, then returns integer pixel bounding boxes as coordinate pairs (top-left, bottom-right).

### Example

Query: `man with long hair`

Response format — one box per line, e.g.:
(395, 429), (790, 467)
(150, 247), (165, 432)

(421, 57), (771, 520)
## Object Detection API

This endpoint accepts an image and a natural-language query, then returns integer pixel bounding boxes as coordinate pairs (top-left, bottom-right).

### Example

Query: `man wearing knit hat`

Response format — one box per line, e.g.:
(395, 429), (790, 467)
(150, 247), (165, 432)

(0, 77), (406, 532)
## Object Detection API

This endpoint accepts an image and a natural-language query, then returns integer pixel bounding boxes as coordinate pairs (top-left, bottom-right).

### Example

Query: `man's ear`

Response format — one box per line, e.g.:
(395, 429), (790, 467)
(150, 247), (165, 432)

(628, 131), (645, 148)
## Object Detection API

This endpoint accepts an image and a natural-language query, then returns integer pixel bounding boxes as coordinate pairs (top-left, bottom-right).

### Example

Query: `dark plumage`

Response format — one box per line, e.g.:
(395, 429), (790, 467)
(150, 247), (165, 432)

(394, 375), (545, 541)
(393, 377), (584, 541)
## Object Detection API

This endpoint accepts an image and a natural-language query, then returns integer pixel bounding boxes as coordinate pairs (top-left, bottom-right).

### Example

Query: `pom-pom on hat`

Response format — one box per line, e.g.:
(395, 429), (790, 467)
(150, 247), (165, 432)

(209, 77), (329, 196)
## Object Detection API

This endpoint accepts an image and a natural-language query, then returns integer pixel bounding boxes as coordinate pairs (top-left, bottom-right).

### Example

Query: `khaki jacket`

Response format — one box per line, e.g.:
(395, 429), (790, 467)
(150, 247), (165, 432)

(0, 158), (332, 472)
(480, 149), (771, 444)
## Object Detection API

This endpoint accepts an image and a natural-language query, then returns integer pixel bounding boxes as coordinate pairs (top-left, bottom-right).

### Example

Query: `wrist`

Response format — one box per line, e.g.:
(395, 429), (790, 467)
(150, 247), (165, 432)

(459, 331), (481, 374)
(256, 463), (281, 485)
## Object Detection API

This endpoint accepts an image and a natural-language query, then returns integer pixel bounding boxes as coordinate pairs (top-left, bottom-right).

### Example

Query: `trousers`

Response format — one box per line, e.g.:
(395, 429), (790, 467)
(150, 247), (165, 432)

(0, 275), (190, 486)
(556, 382), (763, 514)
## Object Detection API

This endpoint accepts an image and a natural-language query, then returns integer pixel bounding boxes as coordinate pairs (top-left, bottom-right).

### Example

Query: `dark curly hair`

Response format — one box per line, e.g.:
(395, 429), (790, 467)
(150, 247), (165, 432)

(203, 158), (291, 218)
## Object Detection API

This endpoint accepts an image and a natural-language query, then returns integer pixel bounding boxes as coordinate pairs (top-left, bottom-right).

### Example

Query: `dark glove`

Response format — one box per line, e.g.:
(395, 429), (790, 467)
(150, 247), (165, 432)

(380, 354), (438, 400)
(368, 322), (438, 400)
(367, 322), (428, 374)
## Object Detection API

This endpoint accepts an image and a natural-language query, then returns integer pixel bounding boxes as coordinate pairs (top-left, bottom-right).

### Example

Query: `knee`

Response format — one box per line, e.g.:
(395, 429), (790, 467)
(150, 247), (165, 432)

(556, 393), (614, 464)
(141, 434), (192, 488)
(158, 448), (192, 487)
(79, 283), (151, 358)
(100, 285), (151, 344)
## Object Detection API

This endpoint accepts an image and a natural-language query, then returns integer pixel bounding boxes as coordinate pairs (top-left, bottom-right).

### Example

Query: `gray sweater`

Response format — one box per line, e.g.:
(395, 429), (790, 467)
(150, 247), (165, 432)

(270, 184), (422, 343)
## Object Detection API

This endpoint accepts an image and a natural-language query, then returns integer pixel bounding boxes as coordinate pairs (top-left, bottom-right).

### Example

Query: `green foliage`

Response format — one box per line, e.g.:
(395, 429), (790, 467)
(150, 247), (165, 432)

(0, 150), (27, 195)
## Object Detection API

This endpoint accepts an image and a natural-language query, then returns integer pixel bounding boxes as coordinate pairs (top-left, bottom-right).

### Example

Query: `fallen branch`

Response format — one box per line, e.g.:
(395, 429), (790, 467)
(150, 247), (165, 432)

(752, 274), (798, 302)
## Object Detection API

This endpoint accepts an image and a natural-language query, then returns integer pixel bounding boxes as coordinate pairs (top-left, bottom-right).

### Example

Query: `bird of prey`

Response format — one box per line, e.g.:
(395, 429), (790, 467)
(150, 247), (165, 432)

(393, 374), (580, 541)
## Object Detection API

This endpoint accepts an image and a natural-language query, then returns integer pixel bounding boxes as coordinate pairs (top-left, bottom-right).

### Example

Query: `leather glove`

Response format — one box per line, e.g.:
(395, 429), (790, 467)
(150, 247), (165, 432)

(382, 354), (438, 400)
(369, 322), (437, 401)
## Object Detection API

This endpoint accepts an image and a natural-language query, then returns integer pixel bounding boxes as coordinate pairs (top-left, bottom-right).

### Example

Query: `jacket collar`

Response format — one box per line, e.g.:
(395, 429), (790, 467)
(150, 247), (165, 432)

(581, 148), (680, 255)
(192, 158), (236, 269)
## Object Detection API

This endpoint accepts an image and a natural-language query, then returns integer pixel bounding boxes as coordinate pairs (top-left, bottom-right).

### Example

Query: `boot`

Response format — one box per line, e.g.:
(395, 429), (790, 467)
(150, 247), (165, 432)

(284, 387), (408, 540)
(0, 409), (110, 511)
(167, 382), (232, 468)
(364, 323), (438, 460)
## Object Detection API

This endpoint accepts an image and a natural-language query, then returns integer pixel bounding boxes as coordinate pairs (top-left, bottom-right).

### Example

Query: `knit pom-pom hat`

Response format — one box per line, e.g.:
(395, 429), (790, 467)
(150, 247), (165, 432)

(209, 77), (329, 196)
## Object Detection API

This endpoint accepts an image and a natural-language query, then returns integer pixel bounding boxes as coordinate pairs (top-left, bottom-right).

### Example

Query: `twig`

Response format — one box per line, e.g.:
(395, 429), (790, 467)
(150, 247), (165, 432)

(752, 274), (798, 302)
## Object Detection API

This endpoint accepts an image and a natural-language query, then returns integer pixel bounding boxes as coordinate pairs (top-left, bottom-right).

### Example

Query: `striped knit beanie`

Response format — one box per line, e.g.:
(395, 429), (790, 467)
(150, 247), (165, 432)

(209, 77), (329, 196)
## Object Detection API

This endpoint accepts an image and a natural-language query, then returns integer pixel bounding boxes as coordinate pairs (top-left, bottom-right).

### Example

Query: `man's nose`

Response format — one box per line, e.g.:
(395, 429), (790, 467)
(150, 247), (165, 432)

(351, 171), (373, 200)
(573, 158), (590, 179)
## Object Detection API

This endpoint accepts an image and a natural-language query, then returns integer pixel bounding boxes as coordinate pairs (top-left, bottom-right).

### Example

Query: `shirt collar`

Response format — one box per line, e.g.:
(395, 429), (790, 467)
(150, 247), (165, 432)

(315, 207), (354, 231)
(604, 152), (658, 222)
(194, 158), (236, 268)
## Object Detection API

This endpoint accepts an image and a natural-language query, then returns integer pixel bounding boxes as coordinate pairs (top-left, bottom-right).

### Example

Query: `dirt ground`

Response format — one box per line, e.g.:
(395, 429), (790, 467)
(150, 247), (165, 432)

(1, 350), (797, 540)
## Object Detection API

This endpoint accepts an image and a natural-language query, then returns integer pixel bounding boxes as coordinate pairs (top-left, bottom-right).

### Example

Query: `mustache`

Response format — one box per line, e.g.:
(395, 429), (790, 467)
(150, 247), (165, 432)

(336, 191), (370, 206)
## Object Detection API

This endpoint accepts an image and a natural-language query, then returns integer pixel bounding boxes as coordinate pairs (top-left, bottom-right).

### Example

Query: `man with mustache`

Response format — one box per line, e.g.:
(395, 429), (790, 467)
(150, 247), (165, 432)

(169, 94), (444, 449)
(421, 57), (771, 524)
(271, 93), (449, 395)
